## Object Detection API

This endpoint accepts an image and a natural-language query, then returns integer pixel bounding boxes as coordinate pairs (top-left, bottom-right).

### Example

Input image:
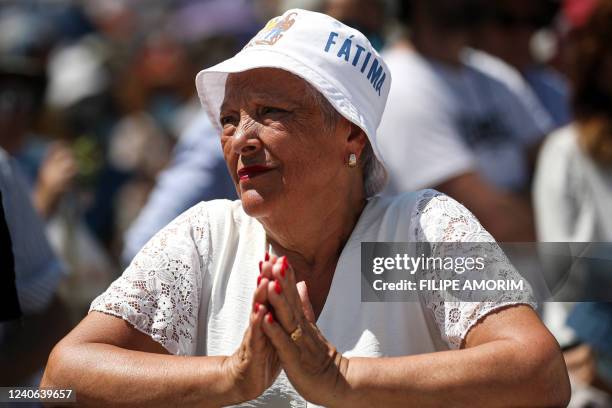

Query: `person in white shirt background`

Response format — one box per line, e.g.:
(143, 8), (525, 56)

(377, 0), (556, 242)
(534, 0), (612, 405)
(469, 0), (572, 129)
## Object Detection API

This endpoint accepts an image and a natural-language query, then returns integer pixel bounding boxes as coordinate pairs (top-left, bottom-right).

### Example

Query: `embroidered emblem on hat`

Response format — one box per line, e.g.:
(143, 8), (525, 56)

(247, 12), (297, 47)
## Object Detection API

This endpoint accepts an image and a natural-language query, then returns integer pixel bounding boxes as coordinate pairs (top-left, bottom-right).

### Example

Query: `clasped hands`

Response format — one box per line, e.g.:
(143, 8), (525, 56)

(224, 254), (350, 406)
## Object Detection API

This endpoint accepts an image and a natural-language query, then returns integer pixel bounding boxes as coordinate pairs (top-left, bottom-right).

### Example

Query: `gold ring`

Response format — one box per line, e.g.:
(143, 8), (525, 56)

(290, 325), (303, 342)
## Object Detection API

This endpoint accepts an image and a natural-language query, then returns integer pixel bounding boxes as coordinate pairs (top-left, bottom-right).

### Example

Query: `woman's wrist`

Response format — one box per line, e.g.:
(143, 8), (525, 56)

(217, 355), (249, 405)
(319, 353), (353, 408)
(330, 356), (372, 408)
(189, 355), (247, 407)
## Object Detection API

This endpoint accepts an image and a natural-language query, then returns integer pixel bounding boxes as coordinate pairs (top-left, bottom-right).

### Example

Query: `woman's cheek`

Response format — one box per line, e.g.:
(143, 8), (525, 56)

(220, 135), (235, 159)
(219, 140), (238, 184)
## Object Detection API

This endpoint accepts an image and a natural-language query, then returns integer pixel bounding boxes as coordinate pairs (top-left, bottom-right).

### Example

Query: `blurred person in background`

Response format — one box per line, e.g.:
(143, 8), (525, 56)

(470, 0), (572, 130)
(321, 0), (388, 51)
(0, 6), (77, 386)
(0, 191), (21, 323)
(534, 0), (612, 405)
(0, 10), (73, 375)
(377, 0), (555, 242)
(0, 148), (71, 388)
(0, 7), (79, 221)
(0, 5), (120, 320)
(280, 0), (390, 50)
(121, 1), (262, 265)
(121, 112), (237, 265)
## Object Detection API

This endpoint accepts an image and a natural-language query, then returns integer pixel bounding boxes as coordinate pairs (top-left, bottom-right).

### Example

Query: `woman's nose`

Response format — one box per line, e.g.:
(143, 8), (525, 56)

(232, 117), (261, 156)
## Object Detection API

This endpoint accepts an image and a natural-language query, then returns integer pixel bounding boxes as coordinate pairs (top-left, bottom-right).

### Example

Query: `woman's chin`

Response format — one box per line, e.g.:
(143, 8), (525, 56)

(239, 190), (275, 217)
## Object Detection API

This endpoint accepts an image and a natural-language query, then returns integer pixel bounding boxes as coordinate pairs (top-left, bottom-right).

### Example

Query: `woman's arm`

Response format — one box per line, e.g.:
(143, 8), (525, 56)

(42, 303), (282, 408)
(41, 312), (238, 407)
(341, 305), (571, 407)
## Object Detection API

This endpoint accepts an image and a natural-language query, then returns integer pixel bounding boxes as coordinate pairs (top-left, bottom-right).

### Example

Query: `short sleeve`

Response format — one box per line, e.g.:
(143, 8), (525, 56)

(411, 190), (537, 349)
(90, 203), (209, 355)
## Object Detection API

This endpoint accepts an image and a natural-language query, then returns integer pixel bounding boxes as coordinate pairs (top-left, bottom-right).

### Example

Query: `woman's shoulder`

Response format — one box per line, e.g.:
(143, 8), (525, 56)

(165, 199), (232, 229)
(189, 199), (248, 222)
(372, 189), (453, 215)
(369, 190), (493, 242)
(159, 199), (251, 246)
(192, 199), (263, 245)
(200, 198), (258, 226)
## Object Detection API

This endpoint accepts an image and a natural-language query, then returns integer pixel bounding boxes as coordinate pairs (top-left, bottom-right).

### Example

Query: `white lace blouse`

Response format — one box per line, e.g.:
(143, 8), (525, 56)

(90, 189), (535, 407)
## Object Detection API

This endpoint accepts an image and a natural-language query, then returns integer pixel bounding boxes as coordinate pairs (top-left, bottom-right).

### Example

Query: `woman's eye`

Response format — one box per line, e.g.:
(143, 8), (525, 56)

(261, 106), (287, 115)
(220, 115), (237, 126)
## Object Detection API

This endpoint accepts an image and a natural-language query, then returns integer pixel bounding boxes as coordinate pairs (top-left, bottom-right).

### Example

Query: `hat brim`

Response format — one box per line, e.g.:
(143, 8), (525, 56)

(196, 48), (361, 131)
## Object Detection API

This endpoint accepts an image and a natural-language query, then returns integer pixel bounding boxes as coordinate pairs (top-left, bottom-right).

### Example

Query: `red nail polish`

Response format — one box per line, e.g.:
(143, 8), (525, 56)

(274, 280), (282, 294)
(265, 252), (270, 261)
(259, 260), (262, 272)
(257, 274), (262, 286)
(254, 303), (259, 313)
(280, 256), (288, 277)
(267, 313), (274, 323)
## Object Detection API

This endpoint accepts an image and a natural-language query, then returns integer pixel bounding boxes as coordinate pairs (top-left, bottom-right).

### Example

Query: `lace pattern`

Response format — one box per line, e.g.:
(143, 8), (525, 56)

(90, 204), (209, 355)
(411, 190), (537, 349)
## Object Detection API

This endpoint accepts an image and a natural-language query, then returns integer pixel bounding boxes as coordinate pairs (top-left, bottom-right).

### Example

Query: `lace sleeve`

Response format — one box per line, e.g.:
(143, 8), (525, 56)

(89, 203), (209, 355)
(412, 190), (537, 349)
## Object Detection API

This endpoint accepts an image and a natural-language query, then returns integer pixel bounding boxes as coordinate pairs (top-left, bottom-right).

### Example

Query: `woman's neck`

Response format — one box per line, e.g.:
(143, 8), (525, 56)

(260, 187), (366, 278)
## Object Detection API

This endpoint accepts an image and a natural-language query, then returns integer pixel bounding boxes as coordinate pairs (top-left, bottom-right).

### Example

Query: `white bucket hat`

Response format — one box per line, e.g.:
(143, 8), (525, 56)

(195, 8), (391, 163)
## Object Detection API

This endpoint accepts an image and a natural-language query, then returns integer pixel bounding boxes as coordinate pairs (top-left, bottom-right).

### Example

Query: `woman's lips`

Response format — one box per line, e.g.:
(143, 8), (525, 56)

(237, 165), (274, 180)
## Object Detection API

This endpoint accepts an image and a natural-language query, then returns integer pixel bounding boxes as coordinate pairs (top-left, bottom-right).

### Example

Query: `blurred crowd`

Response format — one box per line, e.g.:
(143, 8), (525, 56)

(0, 0), (611, 406)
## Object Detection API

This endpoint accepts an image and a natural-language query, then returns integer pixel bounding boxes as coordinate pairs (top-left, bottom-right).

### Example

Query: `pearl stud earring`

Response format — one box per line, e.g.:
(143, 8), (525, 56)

(348, 153), (357, 168)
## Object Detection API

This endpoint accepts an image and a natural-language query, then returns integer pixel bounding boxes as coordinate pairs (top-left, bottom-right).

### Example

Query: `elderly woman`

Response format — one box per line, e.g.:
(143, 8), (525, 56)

(42, 9), (569, 407)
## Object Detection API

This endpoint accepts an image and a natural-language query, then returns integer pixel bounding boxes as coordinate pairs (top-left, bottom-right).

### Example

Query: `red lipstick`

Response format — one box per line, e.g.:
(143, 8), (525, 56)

(238, 165), (273, 180)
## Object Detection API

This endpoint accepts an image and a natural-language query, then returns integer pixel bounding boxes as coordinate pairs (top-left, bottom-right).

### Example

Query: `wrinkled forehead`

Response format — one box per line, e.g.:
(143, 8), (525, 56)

(222, 68), (312, 109)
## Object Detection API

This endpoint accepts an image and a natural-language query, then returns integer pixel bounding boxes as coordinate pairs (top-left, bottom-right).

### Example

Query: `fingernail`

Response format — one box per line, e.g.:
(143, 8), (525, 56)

(254, 302), (260, 313)
(280, 256), (288, 278)
(265, 252), (270, 261)
(274, 280), (282, 294)
(267, 312), (274, 324)
(258, 260), (262, 272)
(257, 274), (262, 286)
